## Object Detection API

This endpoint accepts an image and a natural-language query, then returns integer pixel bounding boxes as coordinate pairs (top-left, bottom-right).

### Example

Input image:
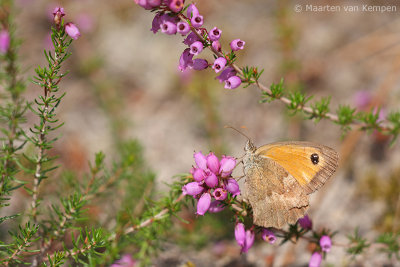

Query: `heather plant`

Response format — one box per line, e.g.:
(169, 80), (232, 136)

(0, 1), (399, 267)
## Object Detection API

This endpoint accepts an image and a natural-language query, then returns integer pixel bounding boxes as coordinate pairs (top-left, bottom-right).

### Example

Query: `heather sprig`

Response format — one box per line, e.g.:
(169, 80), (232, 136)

(0, 0), (27, 213)
(135, 1), (400, 144)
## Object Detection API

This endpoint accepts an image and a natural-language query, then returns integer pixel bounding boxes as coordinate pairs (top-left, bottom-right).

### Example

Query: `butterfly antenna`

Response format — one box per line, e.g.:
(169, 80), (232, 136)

(224, 125), (251, 142)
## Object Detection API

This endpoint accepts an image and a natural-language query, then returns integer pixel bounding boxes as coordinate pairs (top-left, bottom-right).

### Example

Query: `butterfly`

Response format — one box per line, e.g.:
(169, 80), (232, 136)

(243, 140), (339, 229)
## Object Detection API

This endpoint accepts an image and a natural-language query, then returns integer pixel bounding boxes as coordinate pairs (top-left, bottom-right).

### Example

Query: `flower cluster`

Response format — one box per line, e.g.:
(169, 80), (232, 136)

(182, 151), (239, 216)
(234, 223), (276, 253)
(0, 30), (10, 54)
(52, 7), (81, 40)
(134, 1), (245, 90)
(297, 215), (332, 267)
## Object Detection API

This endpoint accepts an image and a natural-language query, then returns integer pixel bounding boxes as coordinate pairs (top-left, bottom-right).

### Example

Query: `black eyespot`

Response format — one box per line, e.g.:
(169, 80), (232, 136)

(311, 153), (319, 165)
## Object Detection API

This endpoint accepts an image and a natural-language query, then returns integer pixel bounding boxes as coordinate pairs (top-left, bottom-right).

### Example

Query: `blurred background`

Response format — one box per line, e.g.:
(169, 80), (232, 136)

(6, 0), (400, 265)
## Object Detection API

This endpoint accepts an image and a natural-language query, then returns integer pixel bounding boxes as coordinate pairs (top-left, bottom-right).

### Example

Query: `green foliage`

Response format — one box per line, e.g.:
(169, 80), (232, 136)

(0, 222), (40, 266)
(376, 232), (400, 260)
(287, 90), (313, 115)
(260, 78), (284, 103)
(309, 97), (330, 122)
(241, 66), (264, 88)
(336, 105), (356, 133)
(346, 228), (370, 256)
(387, 111), (400, 144)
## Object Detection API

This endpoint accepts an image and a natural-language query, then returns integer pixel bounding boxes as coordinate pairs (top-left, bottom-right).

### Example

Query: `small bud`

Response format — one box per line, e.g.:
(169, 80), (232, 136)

(191, 14), (204, 28)
(189, 41), (203, 55)
(206, 152), (220, 174)
(182, 182), (204, 196)
(169, 0), (184, 13)
(224, 76), (241, 90)
(194, 151), (207, 170)
(192, 167), (206, 182)
(230, 39), (245, 51)
(219, 156), (236, 177)
(208, 200), (225, 213)
(224, 178), (240, 196)
(216, 67), (236, 83)
(65, 23), (81, 40)
(204, 171), (218, 188)
(213, 188), (227, 201)
(261, 228), (276, 244)
(234, 223), (246, 247)
(183, 31), (201, 46)
(192, 59), (208, 70)
(161, 21), (177, 35)
(298, 215), (313, 230)
(177, 21), (190, 35)
(52, 7), (65, 26)
(319, 235), (332, 252)
(309, 252), (322, 267)
(211, 40), (221, 52)
(212, 57), (227, 73)
(241, 230), (255, 253)
(0, 30), (10, 54)
(187, 3), (199, 18)
(196, 192), (211, 215)
(179, 48), (194, 71)
(209, 27), (221, 41)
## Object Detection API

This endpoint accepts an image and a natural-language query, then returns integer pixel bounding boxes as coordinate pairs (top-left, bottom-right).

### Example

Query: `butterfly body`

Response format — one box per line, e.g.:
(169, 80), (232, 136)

(243, 141), (339, 229)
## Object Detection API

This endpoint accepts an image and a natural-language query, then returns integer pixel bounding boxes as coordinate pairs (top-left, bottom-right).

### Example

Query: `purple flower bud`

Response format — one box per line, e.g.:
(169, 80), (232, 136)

(161, 21), (177, 35)
(196, 192), (211, 215)
(169, 0), (184, 13)
(183, 31), (201, 46)
(182, 182), (204, 196)
(204, 171), (218, 188)
(213, 188), (227, 201)
(211, 41), (221, 52)
(134, 0), (153, 10)
(261, 228), (276, 244)
(225, 178), (240, 196)
(148, 0), (162, 7)
(189, 41), (203, 55)
(192, 59), (208, 70)
(179, 48), (194, 71)
(191, 14), (204, 28)
(52, 7), (65, 17)
(216, 67), (236, 83)
(192, 167), (206, 182)
(52, 7), (65, 25)
(224, 76), (241, 90)
(187, 3), (199, 18)
(241, 230), (255, 253)
(0, 30), (10, 54)
(212, 57), (227, 73)
(219, 156), (236, 177)
(206, 152), (220, 174)
(208, 200), (225, 213)
(177, 21), (190, 35)
(194, 151), (207, 170)
(209, 27), (221, 41)
(234, 223), (246, 247)
(309, 252), (322, 267)
(110, 254), (136, 267)
(151, 13), (163, 34)
(298, 215), (312, 230)
(230, 39), (245, 51)
(319, 235), (332, 252)
(65, 23), (81, 40)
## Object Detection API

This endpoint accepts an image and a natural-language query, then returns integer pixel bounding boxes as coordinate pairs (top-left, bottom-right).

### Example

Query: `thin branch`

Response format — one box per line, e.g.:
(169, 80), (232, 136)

(177, 14), (391, 133)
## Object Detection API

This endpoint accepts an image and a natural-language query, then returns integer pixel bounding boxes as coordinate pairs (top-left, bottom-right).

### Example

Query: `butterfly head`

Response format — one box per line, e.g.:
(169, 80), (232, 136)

(245, 139), (256, 152)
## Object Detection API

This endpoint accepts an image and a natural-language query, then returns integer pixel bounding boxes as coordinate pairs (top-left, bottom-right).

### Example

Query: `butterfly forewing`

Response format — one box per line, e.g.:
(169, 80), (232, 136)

(256, 141), (339, 194)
